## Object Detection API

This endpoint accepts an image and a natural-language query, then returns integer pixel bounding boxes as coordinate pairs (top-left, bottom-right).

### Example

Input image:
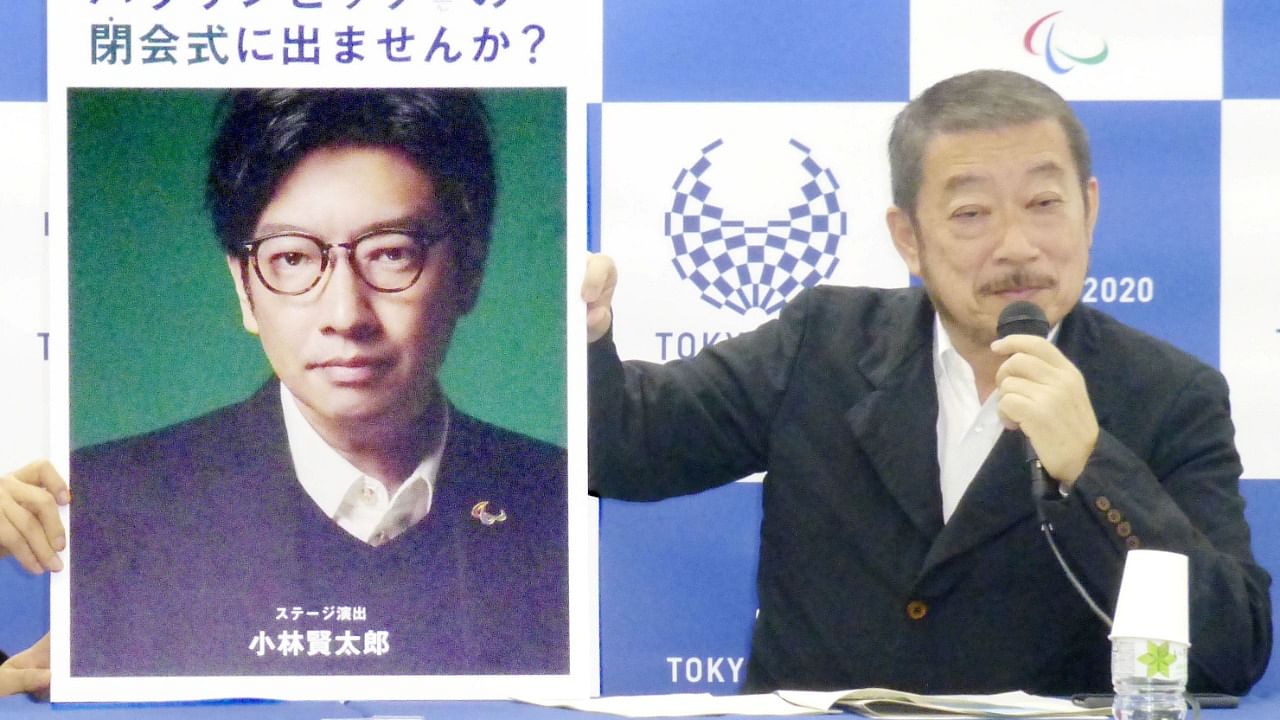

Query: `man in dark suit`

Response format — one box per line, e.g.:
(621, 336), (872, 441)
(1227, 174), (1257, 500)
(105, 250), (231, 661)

(69, 89), (567, 676)
(583, 69), (1271, 695)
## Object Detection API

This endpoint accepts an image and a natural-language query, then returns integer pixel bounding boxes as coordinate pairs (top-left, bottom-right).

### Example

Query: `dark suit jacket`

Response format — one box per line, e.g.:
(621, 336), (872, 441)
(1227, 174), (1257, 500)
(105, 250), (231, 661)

(70, 381), (567, 677)
(590, 286), (1271, 695)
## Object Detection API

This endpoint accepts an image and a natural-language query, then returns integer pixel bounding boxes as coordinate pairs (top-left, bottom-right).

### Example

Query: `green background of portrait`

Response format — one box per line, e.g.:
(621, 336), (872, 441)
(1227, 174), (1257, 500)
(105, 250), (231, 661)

(68, 87), (566, 450)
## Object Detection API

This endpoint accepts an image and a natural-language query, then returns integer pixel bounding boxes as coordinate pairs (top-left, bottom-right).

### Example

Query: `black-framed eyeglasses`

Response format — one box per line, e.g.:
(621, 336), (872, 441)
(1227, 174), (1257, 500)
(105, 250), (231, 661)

(239, 228), (441, 295)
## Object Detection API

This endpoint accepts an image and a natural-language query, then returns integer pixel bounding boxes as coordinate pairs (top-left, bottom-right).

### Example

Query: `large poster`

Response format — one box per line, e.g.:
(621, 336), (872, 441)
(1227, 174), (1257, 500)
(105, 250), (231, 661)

(48, 1), (599, 702)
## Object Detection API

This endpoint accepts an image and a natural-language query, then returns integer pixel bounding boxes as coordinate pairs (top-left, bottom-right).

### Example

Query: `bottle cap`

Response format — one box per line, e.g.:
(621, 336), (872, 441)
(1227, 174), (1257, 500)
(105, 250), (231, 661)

(1109, 549), (1190, 646)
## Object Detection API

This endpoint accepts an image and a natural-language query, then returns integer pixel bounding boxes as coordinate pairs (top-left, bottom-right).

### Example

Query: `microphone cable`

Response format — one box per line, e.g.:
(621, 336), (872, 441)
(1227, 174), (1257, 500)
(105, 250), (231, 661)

(1034, 491), (1113, 628)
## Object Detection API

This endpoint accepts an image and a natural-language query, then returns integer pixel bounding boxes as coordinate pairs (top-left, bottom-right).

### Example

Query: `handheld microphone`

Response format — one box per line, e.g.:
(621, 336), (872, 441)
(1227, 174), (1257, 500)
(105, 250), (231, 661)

(996, 301), (1051, 500)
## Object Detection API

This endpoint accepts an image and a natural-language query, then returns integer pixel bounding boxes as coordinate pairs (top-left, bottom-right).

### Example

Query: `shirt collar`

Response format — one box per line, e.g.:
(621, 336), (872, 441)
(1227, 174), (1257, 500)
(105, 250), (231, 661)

(279, 383), (448, 520)
(932, 313), (974, 399)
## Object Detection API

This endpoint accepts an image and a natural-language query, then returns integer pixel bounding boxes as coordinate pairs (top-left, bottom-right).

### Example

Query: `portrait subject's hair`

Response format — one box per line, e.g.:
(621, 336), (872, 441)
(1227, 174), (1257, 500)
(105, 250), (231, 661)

(888, 69), (1092, 219)
(206, 88), (496, 301)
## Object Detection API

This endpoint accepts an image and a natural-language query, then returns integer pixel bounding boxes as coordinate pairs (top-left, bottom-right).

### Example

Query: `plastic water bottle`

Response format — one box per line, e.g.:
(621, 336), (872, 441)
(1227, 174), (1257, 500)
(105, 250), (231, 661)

(1111, 636), (1188, 720)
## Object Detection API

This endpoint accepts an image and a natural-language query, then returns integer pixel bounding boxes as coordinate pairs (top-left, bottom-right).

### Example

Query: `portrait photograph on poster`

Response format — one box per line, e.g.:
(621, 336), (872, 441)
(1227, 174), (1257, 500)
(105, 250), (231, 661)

(51, 84), (593, 701)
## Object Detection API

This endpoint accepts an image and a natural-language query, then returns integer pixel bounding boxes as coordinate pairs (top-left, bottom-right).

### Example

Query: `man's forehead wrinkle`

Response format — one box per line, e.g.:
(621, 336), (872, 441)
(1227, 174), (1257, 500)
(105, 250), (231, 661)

(1026, 159), (1068, 179)
(941, 172), (990, 195)
(934, 158), (1071, 201)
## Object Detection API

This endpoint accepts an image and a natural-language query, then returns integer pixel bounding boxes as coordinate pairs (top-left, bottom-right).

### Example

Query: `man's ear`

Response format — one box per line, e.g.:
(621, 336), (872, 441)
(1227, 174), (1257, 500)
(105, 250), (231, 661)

(886, 206), (922, 276)
(225, 255), (260, 336)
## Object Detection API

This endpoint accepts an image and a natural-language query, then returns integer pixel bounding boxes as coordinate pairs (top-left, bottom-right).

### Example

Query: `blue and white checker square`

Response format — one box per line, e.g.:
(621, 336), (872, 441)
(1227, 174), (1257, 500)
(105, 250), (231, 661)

(599, 484), (761, 695)
(1225, 0), (1280, 99)
(0, 0), (48, 658)
(1075, 100), (1221, 367)
(603, 0), (909, 102)
(0, 2), (45, 102)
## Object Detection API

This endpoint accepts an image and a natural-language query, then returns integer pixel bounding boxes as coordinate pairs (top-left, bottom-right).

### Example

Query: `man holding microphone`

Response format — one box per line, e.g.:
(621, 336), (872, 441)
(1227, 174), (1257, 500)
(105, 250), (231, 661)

(583, 69), (1270, 695)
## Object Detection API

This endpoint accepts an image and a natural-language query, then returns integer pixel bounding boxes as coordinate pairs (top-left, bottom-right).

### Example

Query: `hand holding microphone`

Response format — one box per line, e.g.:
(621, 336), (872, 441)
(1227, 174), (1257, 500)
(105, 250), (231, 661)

(991, 301), (1099, 491)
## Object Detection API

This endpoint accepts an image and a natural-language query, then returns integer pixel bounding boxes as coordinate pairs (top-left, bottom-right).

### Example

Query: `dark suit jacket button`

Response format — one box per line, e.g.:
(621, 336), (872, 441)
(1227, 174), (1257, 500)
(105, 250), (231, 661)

(1126, 536), (1141, 550)
(1117, 521), (1132, 538)
(906, 600), (928, 620)
(1106, 508), (1123, 524)
(1095, 497), (1112, 512)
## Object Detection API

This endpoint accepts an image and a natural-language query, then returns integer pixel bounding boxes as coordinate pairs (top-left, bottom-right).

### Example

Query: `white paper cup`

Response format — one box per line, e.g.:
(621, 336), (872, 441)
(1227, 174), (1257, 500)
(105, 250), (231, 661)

(1109, 549), (1189, 646)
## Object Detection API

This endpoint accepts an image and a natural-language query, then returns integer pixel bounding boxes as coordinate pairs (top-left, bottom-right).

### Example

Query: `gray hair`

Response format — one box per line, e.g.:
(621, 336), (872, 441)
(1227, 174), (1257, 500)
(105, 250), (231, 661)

(888, 69), (1092, 219)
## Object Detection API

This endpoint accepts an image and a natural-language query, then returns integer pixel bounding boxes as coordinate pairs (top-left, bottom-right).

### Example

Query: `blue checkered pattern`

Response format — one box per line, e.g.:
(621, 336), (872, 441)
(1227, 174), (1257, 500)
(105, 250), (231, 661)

(666, 139), (845, 315)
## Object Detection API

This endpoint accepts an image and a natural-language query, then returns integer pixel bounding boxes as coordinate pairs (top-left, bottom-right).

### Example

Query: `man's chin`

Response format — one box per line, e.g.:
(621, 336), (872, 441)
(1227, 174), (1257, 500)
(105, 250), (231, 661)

(297, 390), (412, 429)
(288, 374), (438, 430)
(323, 399), (411, 425)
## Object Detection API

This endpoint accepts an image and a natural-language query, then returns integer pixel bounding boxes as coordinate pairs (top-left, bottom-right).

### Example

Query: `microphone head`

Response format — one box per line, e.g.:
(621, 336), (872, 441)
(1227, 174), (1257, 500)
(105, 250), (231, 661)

(997, 300), (1049, 339)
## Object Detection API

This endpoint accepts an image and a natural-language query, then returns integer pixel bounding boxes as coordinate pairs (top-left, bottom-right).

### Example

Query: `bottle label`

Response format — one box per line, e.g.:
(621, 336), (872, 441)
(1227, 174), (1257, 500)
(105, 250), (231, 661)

(1111, 637), (1189, 683)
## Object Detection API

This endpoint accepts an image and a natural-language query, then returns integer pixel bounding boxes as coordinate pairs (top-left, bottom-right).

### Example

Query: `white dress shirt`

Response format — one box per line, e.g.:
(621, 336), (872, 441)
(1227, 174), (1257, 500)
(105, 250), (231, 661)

(933, 315), (1004, 523)
(280, 385), (447, 546)
(933, 316), (1060, 522)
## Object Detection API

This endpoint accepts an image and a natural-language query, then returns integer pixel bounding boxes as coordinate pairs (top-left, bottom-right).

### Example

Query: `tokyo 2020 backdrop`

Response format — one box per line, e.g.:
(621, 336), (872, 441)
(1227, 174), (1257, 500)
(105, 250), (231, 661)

(591, 0), (1280, 696)
(1, 0), (1279, 698)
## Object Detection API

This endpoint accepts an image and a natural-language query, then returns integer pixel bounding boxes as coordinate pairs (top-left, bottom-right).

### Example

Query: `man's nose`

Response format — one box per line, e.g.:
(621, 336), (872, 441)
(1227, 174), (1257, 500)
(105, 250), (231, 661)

(318, 251), (379, 338)
(994, 217), (1040, 262)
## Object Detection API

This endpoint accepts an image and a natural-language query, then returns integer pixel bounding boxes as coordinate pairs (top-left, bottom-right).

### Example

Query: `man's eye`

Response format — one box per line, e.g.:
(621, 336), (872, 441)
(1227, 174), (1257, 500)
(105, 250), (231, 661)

(267, 251), (318, 271)
(360, 236), (422, 266)
(951, 207), (984, 220)
(274, 252), (313, 267)
(372, 247), (407, 262)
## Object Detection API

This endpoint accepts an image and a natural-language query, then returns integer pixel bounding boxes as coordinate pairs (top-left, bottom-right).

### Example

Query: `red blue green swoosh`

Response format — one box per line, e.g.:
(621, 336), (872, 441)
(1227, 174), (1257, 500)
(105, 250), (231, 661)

(1024, 11), (1109, 74)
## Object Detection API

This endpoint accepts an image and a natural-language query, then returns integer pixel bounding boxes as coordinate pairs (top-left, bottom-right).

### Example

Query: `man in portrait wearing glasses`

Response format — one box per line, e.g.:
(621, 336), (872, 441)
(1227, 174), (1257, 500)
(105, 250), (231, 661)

(68, 89), (568, 677)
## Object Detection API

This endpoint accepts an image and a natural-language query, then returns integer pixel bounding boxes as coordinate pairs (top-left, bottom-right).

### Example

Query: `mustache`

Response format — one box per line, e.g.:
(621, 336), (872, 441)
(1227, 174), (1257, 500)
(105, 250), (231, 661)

(978, 271), (1057, 296)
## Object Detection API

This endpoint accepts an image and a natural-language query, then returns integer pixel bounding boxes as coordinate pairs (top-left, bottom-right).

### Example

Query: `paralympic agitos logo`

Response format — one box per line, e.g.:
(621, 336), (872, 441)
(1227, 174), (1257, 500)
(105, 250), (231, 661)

(1023, 10), (1109, 74)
